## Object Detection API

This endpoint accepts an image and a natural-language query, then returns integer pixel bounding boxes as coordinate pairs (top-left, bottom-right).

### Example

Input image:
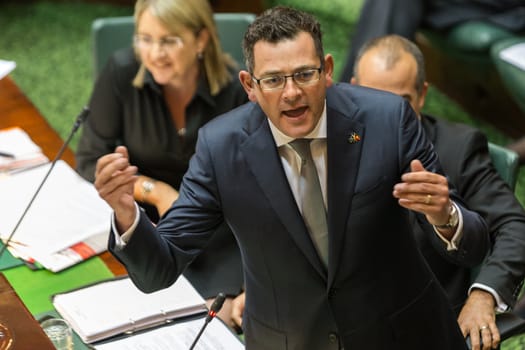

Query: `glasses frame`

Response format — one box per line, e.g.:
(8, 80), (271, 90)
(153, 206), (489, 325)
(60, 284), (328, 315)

(252, 67), (323, 91)
(133, 34), (184, 52)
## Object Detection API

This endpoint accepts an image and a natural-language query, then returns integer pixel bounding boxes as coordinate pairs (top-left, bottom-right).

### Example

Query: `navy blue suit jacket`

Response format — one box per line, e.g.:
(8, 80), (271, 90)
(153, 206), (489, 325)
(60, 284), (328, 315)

(110, 84), (488, 350)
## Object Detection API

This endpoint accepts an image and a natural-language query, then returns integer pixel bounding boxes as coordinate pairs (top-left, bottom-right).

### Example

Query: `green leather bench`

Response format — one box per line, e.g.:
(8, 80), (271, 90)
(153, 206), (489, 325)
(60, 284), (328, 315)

(416, 21), (525, 139)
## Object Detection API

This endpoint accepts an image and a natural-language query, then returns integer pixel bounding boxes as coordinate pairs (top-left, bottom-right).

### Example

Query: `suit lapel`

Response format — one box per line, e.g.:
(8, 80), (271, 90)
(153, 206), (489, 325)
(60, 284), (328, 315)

(241, 106), (327, 278)
(325, 95), (364, 287)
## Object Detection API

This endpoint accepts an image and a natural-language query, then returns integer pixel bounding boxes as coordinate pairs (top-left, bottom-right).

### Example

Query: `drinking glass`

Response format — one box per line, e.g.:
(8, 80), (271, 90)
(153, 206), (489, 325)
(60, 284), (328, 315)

(41, 318), (73, 350)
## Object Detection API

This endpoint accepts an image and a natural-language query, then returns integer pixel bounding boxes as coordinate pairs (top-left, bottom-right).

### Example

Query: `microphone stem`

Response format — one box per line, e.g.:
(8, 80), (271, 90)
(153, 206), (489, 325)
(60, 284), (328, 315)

(188, 292), (225, 350)
(0, 107), (89, 259)
(188, 320), (209, 350)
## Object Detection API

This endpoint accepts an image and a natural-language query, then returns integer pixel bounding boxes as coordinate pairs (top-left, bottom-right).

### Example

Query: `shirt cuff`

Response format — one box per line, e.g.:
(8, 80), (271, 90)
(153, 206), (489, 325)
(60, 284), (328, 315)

(111, 203), (141, 250)
(433, 202), (463, 251)
(469, 283), (509, 312)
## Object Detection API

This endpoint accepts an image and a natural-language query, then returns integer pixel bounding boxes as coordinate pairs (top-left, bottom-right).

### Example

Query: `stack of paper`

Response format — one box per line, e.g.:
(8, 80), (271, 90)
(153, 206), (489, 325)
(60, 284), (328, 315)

(0, 127), (48, 173)
(0, 128), (112, 272)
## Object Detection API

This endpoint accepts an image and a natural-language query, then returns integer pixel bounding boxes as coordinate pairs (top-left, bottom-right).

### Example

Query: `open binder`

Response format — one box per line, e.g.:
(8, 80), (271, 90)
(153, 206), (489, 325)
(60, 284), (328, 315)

(52, 275), (209, 344)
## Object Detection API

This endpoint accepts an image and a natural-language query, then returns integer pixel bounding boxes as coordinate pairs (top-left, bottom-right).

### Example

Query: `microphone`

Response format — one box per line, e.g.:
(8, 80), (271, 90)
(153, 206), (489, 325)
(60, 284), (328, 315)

(189, 292), (226, 350)
(0, 106), (89, 260)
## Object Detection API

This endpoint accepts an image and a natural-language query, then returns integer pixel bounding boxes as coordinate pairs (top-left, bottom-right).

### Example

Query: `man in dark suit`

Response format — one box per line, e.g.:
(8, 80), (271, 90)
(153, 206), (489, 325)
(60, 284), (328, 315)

(340, 0), (525, 82)
(351, 34), (525, 350)
(94, 6), (488, 350)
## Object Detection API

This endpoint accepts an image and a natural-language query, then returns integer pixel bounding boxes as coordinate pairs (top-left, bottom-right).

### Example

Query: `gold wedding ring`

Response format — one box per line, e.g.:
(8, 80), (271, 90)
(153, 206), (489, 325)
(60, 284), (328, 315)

(479, 325), (489, 331)
(425, 194), (432, 205)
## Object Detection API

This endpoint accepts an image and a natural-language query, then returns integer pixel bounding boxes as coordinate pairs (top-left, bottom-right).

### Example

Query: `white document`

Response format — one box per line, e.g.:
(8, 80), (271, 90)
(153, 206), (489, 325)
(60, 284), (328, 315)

(0, 160), (112, 256)
(7, 230), (109, 272)
(0, 59), (16, 80)
(0, 127), (48, 172)
(94, 318), (244, 350)
(499, 43), (525, 71)
(52, 276), (209, 344)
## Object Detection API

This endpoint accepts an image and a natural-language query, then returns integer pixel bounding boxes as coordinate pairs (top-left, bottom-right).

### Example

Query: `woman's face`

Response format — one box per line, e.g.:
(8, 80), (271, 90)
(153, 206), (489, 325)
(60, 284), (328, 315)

(135, 7), (208, 87)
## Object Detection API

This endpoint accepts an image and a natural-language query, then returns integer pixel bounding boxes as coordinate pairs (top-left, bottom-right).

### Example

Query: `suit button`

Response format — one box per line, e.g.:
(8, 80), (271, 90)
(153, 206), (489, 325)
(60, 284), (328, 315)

(328, 332), (338, 343)
(328, 288), (337, 298)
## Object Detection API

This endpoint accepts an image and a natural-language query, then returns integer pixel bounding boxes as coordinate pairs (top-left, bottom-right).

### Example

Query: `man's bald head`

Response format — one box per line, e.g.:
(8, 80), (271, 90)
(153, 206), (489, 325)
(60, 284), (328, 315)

(351, 35), (428, 115)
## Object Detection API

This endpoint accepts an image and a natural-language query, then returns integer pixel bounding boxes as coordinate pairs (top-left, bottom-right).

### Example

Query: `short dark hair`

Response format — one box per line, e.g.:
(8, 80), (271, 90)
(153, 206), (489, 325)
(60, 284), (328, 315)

(354, 34), (426, 93)
(242, 6), (325, 73)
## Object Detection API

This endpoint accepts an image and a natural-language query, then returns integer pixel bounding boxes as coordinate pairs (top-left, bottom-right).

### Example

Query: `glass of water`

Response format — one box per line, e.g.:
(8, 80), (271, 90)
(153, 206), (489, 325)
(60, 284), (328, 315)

(41, 318), (73, 350)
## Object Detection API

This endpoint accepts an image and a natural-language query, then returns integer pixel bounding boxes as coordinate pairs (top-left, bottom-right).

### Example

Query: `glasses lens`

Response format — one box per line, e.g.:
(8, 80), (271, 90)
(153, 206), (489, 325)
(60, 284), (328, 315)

(255, 67), (321, 91)
(260, 76), (285, 90)
(160, 37), (183, 50)
(294, 69), (319, 84)
(134, 35), (183, 52)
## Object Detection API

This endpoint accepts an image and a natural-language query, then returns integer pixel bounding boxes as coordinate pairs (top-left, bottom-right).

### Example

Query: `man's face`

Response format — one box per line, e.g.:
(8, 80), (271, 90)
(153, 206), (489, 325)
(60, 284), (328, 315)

(239, 31), (334, 138)
(352, 49), (427, 116)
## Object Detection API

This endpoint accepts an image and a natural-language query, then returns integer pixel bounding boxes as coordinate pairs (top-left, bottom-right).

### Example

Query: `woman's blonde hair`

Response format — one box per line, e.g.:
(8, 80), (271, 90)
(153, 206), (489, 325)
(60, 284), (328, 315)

(132, 0), (236, 95)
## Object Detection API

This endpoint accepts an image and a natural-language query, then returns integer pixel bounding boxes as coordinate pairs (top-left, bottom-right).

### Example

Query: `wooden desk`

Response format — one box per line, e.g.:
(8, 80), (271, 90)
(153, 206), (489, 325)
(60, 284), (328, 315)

(0, 75), (126, 276)
(0, 273), (55, 349)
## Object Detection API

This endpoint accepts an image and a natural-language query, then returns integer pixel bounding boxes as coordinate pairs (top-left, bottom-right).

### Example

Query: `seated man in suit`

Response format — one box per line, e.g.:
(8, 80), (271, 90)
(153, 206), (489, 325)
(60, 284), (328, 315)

(351, 34), (525, 350)
(95, 7), (489, 349)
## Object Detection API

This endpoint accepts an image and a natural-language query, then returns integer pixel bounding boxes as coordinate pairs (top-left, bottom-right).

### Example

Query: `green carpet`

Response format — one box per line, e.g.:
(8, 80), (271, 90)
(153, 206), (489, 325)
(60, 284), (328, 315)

(0, 1), (133, 150)
(3, 256), (113, 315)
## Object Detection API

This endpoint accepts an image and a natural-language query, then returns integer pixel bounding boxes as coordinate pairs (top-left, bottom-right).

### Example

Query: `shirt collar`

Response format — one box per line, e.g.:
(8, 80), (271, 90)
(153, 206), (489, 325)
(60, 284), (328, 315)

(268, 101), (327, 147)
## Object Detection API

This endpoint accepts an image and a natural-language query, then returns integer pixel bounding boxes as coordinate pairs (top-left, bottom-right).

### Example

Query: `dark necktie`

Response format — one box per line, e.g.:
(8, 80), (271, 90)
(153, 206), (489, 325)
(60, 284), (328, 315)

(289, 139), (329, 267)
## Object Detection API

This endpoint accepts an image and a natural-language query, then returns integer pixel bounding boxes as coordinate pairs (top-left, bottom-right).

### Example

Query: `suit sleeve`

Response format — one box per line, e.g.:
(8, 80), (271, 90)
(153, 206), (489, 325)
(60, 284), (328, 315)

(397, 101), (490, 267)
(109, 129), (224, 293)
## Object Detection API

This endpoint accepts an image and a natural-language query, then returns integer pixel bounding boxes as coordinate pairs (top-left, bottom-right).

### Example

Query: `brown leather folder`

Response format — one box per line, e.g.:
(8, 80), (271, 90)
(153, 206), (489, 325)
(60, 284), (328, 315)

(0, 273), (55, 349)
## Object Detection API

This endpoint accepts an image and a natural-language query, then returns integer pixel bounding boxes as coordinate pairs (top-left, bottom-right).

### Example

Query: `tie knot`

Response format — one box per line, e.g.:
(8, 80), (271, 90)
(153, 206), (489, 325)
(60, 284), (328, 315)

(289, 139), (312, 160)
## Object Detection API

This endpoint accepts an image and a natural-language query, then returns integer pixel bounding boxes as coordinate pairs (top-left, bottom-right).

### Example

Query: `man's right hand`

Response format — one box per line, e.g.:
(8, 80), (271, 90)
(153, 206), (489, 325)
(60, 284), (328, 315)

(94, 145), (138, 233)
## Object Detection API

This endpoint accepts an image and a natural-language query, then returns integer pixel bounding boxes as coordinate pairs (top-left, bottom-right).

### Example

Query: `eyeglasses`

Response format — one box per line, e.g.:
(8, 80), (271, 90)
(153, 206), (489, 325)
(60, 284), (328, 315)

(133, 34), (184, 52)
(252, 67), (323, 91)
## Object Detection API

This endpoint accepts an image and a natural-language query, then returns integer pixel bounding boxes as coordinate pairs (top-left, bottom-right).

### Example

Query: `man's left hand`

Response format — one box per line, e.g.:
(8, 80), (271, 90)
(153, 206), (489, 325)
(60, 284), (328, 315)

(458, 289), (499, 350)
(393, 159), (453, 232)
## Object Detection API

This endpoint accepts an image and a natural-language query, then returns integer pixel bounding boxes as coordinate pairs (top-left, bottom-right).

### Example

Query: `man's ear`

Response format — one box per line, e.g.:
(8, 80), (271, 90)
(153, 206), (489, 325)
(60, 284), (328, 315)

(323, 54), (334, 87)
(239, 70), (258, 102)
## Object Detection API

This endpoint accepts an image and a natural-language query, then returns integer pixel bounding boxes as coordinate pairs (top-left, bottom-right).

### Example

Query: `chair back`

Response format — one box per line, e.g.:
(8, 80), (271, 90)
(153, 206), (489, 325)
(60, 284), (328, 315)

(91, 16), (134, 78)
(470, 142), (519, 283)
(91, 13), (255, 79)
(488, 142), (519, 190)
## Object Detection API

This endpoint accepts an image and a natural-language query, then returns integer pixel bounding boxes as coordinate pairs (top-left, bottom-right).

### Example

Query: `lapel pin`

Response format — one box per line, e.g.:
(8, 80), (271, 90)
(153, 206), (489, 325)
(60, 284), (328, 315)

(348, 132), (361, 144)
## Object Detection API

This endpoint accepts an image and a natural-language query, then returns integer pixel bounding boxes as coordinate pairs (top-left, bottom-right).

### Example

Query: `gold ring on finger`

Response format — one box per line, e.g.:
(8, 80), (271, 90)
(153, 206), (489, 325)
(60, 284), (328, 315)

(425, 194), (432, 205)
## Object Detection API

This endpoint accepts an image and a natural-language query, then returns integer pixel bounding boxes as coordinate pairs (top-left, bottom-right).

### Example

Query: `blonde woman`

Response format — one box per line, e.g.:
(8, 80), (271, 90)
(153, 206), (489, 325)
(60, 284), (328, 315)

(76, 0), (247, 326)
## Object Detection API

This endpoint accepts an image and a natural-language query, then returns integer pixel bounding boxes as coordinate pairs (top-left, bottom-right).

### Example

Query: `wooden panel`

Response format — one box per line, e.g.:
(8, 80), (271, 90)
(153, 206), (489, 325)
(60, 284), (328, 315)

(0, 273), (55, 349)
